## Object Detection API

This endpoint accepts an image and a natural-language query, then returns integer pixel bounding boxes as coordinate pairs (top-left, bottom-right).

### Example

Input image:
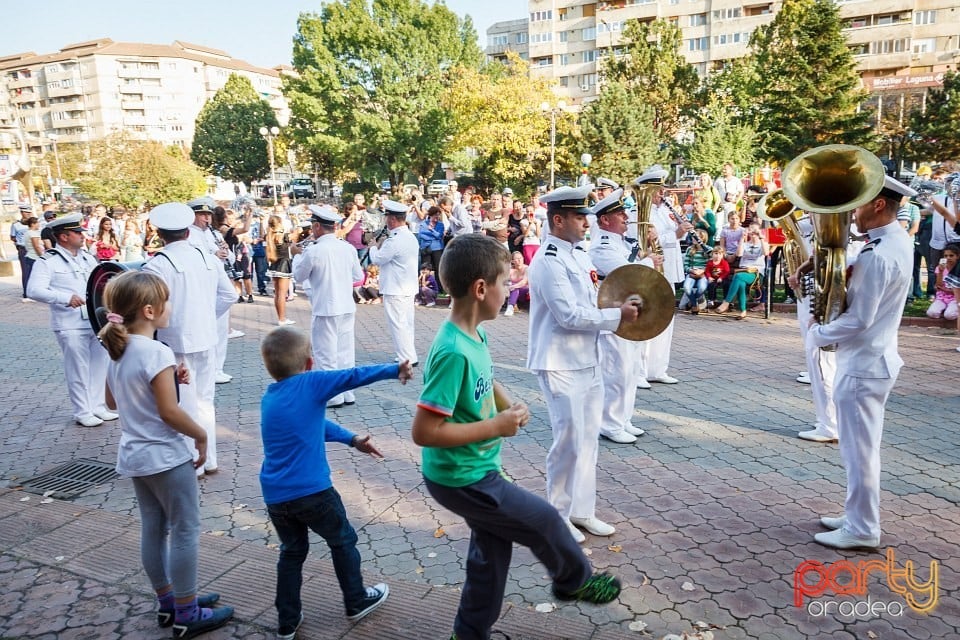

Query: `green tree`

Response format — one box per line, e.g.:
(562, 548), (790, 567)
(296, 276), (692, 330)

(73, 133), (206, 207)
(191, 74), (278, 185)
(602, 18), (700, 141)
(749, 0), (875, 164)
(910, 71), (960, 161)
(686, 94), (760, 176)
(579, 79), (662, 180)
(284, 0), (483, 188)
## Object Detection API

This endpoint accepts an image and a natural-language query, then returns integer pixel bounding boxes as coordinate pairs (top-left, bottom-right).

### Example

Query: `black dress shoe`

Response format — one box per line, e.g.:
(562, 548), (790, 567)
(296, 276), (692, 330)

(327, 402), (345, 409)
(343, 401), (356, 406)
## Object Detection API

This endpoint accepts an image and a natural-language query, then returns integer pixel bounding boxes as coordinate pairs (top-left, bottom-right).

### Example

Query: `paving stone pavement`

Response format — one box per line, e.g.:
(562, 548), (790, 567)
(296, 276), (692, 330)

(1, 271), (958, 640)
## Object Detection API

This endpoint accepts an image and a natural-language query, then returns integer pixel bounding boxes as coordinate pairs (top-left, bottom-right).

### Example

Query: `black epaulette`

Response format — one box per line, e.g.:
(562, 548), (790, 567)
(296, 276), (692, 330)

(544, 244), (558, 257)
(575, 245), (586, 251)
(41, 249), (69, 264)
(860, 237), (881, 254)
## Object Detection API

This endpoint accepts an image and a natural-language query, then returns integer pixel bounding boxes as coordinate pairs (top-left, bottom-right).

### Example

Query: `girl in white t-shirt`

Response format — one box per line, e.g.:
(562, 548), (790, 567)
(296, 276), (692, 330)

(98, 271), (233, 637)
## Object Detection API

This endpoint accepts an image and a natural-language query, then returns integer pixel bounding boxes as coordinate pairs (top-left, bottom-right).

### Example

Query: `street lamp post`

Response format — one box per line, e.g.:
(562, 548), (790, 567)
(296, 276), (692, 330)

(47, 133), (62, 200)
(540, 100), (566, 190)
(259, 125), (280, 204)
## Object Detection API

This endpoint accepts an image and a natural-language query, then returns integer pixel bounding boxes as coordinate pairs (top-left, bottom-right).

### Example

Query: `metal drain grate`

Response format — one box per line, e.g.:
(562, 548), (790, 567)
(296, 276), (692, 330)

(19, 459), (118, 499)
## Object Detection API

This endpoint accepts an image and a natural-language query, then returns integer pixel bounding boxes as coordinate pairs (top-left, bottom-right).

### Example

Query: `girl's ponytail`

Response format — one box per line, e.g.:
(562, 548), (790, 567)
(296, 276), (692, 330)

(97, 271), (170, 361)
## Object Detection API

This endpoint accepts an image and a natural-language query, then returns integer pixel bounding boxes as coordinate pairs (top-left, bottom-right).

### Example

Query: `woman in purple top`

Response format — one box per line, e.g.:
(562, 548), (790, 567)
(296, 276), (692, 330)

(340, 202), (365, 259)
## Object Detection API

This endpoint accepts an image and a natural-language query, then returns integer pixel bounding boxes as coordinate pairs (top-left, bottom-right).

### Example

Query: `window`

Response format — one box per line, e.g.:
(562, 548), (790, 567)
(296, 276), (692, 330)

(598, 21), (622, 33)
(848, 17), (868, 28)
(559, 76), (569, 87)
(560, 53), (571, 65)
(712, 8), (742, 20)
(530, 10), (552, 22)
(488, 34), (509, 46)
(533, 56), (552, 67)
(580, 73), (597, 88)
(877, 14), (895, 26)
(45, 64), (59, 74)
(912, 38), (935, 53)
(583, 3), (596, 17)
(583, 49), (597, 62)
(531, 32), (553, 44)
(689, 13), (707, 26)
(167, 62), (177, 70)
(688, 37), (709, 51)
(560, 31), (569, 42)
(582, 26), (597, 40)
(47, 80), (61, 90)
(558, 7), (567, 21)
(141, 62), (159, 71)
(516, 33), (528, 44)
(871, 38), (908, 54)
(914, 10), (936, 25)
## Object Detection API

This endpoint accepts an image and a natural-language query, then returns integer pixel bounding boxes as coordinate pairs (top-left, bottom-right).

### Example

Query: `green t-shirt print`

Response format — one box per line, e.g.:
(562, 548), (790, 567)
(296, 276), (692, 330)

(418, 321), (502, 487)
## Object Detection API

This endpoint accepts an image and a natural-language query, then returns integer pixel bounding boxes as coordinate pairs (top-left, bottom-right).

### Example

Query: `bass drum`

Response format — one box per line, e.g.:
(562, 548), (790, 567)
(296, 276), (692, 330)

(85, 261), (145, 333)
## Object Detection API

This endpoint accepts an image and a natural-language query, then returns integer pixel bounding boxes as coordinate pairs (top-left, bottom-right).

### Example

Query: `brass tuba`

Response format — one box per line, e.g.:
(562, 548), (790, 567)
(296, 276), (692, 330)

(757, 189), (809, 288)
(780, 144), (886, 349)
(632, 168), (668, 271)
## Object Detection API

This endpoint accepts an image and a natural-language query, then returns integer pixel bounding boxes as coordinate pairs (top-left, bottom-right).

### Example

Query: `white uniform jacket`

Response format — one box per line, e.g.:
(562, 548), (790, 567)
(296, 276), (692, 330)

(526, 235), (621, 372)
(808, 220), (912, 378)
(143, 240), (236, 354)
(292, 235), (364, 316)
(369, 226), (419, 296)
(651, 204), (684, 284)
(588, 230), (631, 280)
(187, 223), (223, 256)
(26, 247), (99, 331)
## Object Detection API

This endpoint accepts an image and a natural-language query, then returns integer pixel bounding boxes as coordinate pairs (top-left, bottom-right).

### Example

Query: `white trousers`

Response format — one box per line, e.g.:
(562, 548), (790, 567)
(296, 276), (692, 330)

(598, 333), (642, 438)
(177, 350), (218, 471)
(55, 329), (109, 421)
(797, 297), (837, 436)
(383, 294), (417, 364)
(311, 313), (357, 405)
(215, 311), (229, 375)
(836, 373), (896, 539)
(537, 368), (602, 520)
(641, 316), (674, 379)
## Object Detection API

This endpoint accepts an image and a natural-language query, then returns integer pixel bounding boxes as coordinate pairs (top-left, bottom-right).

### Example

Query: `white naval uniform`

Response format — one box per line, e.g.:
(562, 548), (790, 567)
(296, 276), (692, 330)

(589, 230), (644, 440)
(144, 240), (236, 471)
(188, 224), (232, 377)
(369, 225), (419, 364)
(808, 220), (912, 541)
(794, 215), (837, 438)
(292, 234), (364, 406)
(645, 203), (681, 380)
(527, 235), (621, 520)
(27, 247), (109, 422)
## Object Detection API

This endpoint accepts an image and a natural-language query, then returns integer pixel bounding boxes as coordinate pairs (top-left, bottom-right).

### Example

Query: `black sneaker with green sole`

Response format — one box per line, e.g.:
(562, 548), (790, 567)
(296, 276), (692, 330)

(553, 572), (622, 604)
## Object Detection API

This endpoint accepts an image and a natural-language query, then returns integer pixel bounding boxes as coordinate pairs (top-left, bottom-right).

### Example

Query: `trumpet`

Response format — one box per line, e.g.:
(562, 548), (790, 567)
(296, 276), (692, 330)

(780, 144), (886, 350)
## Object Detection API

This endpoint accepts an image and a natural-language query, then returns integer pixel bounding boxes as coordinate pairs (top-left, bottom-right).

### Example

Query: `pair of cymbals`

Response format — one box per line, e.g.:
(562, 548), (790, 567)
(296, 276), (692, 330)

(597, 264), (675, 341)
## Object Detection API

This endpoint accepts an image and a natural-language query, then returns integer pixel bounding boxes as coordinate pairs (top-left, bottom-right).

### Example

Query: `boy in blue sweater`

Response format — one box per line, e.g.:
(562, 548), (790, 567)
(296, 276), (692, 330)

(259, 326), (413, 639)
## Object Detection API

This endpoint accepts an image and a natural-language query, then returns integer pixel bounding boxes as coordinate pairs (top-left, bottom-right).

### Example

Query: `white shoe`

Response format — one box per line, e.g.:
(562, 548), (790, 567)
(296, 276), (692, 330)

(278, 319), (296, 326)
(76, 415), (103, 428)
(624, 424), (646, 437)
(215, 372), (233, 384)
(796, 373), (811, 384)
(648, 375), (679, 384)
(504, 306), (514, 316)
(600, 430), (637, 444)
(227, 329), (245, 339)
(814, 528), (879, 550)
(820, 515), (846, 530)
(956, 345), (960, 353)
(203, 465), (218, 474)
(570, 516), (616, 537)
(94, 410), (119, 421)
(21, 297), (34, 303)
(798, 428), (837, 443)
(565, 519), (586, 544)
(637, 377), (652, 390)
(426, 301), (436, 307)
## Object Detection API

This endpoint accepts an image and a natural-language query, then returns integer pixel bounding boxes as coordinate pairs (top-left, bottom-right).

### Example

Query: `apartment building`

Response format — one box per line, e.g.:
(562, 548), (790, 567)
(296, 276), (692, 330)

(487, 18), (531, 63)
(0, 38), (289, 153)
(499, 0), (959, 109)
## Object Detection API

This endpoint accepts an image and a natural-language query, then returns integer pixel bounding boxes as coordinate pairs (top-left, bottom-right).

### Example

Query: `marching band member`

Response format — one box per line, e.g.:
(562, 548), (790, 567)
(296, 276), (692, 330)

(144, 203), (236, 475)
(291, 205), (365, 409)
(809, 176), (915, 550)
(589, 189), (661, 444)
(368, 200), (420, 367)
(27, 213), (116, 427)
(527, 185), (639, 543)
(788, 213), (839, 443)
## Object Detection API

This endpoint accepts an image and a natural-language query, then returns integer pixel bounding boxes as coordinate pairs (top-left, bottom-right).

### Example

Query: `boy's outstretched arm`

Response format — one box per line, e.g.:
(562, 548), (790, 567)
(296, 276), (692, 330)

(412, 402), (529, 448)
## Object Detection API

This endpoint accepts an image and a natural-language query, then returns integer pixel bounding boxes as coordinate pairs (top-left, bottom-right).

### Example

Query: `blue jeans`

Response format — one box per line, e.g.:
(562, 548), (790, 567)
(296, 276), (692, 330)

(267, 488), (366, 629)
(253, 255), (269, 293)
(682, 276), (707, 301)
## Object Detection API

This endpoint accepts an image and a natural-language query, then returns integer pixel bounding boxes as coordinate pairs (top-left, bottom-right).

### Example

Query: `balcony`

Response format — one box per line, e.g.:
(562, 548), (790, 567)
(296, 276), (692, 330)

(8, 76), (35, 89)
(11, 92), (38, 104)
(46, 85), (82, 98)
(119, 84), (143, 94)
(121, 98), (145, 109)
(123, 114), (147, 125)
(50, 117), (88, 130)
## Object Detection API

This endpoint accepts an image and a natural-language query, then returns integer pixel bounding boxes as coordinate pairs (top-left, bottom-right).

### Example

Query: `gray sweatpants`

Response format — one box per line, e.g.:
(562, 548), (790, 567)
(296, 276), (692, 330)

(131, 460), (201, 597)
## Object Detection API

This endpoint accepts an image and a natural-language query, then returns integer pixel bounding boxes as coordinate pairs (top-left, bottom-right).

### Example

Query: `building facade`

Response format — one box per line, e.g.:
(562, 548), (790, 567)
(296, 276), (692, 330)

(490, 0), (960, 108)
(487, 18), (531, 63)
(0, 38), (289, 153)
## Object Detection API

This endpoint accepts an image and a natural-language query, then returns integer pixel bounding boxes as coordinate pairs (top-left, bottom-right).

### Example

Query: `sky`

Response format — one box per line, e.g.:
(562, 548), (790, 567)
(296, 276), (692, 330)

(1, 0), (525, 68)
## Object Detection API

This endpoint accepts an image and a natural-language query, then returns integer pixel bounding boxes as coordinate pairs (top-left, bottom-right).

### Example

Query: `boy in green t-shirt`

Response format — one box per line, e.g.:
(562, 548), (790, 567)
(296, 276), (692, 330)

(412, 234), (621, 640)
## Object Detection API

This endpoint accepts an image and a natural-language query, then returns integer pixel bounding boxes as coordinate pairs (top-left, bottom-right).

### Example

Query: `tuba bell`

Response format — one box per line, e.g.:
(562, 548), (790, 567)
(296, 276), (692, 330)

(780, 144), (886, 350)
(757, 188), (809, 287)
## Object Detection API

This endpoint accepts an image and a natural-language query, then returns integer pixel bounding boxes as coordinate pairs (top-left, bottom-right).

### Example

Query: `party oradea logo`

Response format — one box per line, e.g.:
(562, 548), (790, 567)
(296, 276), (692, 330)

(794, 549), (938, 619)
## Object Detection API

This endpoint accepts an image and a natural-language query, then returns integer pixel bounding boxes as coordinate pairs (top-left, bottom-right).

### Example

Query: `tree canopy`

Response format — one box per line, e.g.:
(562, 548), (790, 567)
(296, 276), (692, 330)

(284, 0), (483, 188)
(910, 71), (960, 161)
(748, 0), (875, 163)
(191, 74), (278, 185)
(685, 94), (760, 176)
(579, 79), (662, 181)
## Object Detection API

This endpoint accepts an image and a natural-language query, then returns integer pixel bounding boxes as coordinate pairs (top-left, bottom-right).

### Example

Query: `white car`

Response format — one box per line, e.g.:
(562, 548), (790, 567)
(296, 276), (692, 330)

(427, 179), (449, 196)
